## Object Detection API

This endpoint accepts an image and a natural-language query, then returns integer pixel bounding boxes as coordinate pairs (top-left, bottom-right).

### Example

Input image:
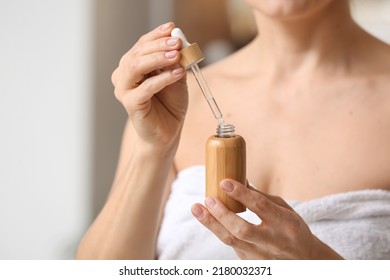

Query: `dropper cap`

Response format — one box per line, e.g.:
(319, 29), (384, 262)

(171, 28), (204, 68)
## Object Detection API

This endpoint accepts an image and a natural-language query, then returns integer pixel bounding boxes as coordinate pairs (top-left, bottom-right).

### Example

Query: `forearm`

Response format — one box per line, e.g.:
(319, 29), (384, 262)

(76, 142), (176, 259)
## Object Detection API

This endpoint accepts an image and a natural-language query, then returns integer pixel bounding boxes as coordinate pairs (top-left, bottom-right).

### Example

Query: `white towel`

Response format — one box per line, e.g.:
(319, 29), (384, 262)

(156, 166), (390, 259)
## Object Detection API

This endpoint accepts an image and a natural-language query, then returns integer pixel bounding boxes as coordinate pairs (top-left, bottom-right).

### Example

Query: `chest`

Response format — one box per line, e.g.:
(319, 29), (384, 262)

(244, 102), (390, 199)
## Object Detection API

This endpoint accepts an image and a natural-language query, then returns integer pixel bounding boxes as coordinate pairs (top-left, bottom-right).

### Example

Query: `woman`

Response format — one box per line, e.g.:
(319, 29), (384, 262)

(77, 0), (390, 259)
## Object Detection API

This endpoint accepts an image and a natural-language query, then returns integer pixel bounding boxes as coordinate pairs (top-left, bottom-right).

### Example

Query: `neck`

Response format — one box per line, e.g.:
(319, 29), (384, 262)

(249, 0), (359, 79)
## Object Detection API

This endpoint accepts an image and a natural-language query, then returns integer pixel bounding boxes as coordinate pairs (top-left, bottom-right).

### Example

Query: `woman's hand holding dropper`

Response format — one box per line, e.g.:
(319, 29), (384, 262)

(111, 22), (187, 152)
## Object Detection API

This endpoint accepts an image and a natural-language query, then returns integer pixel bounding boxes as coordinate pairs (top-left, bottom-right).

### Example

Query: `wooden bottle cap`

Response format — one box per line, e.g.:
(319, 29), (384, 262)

(179, 43), (204, 69)
(171, 28), (205, 68)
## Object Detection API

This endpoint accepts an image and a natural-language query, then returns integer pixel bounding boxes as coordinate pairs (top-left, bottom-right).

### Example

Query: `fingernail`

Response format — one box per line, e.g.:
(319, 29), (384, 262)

(205, 197), (216, 209)
(165, 50), (177, 58)
(191, 205), (204, 219)
(167, 37), (178, 46)
(172, 67), (184, 76)
(221, 180), (234, 192)
(161, 22), (172, 31)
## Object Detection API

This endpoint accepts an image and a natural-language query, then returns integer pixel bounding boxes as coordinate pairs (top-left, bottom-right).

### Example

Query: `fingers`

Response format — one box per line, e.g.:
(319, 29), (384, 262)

(112, 22), (184, 89)
(112, 22), (188, 107)
(220, 180), (293, 223)
(191, 203), (257, 251)
(245, 181), (294, 211)
(135, 36), (181, 57)
(207, 197), (265, 243)
(114, 45), (182, 90)
(125, 67), (185, 111)
(138, 22), (175, 44)
(116, 50), (183, 90)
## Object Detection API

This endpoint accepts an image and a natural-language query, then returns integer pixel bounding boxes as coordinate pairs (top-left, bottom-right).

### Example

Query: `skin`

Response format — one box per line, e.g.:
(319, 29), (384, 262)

(77, 0), (390, 259)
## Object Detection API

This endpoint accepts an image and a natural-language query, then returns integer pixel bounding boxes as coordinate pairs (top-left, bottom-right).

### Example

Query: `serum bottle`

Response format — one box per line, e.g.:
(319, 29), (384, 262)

(172, 28), (246, 213)
(206, 123), (246, 213)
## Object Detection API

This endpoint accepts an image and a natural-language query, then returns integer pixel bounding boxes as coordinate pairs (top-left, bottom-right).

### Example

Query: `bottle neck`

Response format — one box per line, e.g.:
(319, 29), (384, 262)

(216, 123), (235, 138)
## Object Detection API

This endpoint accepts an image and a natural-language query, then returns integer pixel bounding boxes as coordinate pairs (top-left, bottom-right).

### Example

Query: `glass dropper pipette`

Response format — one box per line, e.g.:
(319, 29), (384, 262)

(190, 63), (224, 124)
(171, 28), (225, 124)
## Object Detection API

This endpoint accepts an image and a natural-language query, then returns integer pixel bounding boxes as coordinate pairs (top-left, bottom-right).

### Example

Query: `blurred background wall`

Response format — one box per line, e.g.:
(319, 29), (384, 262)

(0, 0), (149, 259)
(0, 0), (389, 259)
(0, 0), (94, 259)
